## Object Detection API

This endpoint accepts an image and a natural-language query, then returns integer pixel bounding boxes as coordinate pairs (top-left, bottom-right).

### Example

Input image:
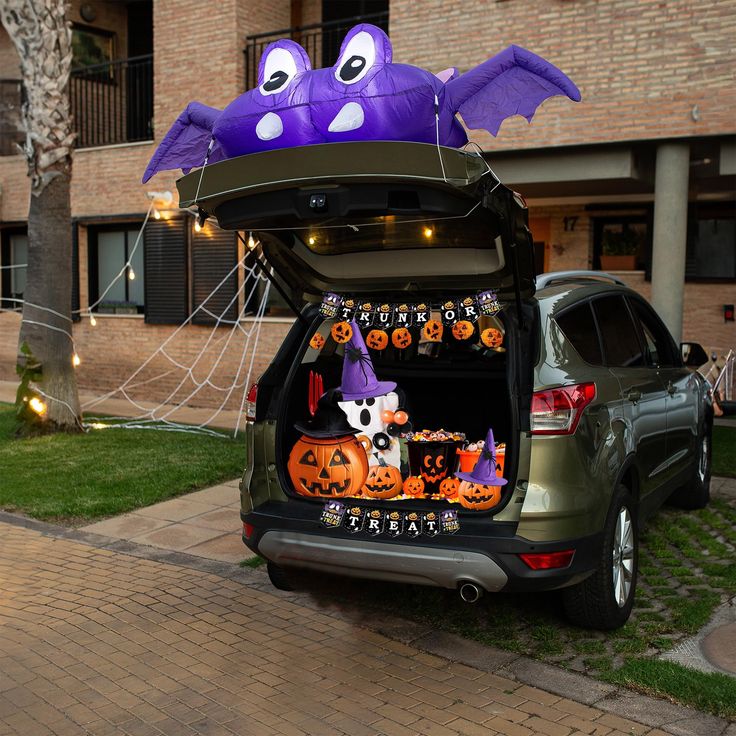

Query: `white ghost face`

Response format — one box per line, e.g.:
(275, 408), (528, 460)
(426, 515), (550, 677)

(339, 391), (401, 467)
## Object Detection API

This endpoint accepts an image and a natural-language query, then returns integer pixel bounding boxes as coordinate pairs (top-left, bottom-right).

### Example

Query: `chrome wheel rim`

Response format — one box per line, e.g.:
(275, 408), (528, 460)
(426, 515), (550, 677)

(698, 436), (709, 482)
(612, 506), (634, 608)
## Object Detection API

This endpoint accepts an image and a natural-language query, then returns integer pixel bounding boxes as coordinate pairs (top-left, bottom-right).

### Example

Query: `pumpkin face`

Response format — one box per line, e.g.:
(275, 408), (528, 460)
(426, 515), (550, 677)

(423, 319), (443, 342)
(331, 321), (353, 343)
(421, 449), (450, 485)
(403, 476), (425, 497)
(287, 434), (368, 498)
(392, 328), (412, 349)
(439, 476), (460, 500)
(362, 464), (403, 499)
(481, 327), (504, 348)
(366, 329), (389, 351)
(309, 332), (325, 350)
(457, 480), (503, 511)
(452, 320), (474, 340)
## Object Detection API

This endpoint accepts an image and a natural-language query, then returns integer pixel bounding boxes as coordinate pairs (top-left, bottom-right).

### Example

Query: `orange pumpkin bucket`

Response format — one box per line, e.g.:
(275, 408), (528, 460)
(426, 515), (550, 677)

(457, 446), (505, 476)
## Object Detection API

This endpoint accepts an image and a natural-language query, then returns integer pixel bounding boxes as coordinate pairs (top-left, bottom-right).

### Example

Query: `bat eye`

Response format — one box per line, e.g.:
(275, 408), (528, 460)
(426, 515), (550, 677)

(335, 31), (376, 85)
(259, 47), (298, 96)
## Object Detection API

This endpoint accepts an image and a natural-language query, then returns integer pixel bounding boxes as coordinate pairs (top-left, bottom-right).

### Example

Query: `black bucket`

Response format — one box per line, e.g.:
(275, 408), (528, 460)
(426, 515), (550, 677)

(407, 440), (462, 495)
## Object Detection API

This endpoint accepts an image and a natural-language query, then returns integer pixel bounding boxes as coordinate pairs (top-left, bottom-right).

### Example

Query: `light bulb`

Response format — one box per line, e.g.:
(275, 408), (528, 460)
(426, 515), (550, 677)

(128, 268), (136, 280)
(29, 396), (47, 416)
(247, 232), (256, 249)
(153, 208), (161, 220)
(90, 314), (97, 327)
(194, 218), (202, 233)
(423, 227), (433, 238)
(308, 235), (316, 246)
(72, 353), (81, 367)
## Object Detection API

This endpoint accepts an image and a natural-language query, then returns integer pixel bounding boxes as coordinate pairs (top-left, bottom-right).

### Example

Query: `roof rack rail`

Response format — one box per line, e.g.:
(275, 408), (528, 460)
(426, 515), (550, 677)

(536, 270), (628, 289)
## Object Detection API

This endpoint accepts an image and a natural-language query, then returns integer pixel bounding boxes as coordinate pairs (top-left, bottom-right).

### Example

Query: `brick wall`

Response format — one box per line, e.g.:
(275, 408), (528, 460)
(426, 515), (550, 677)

(390, 0), (736, 151)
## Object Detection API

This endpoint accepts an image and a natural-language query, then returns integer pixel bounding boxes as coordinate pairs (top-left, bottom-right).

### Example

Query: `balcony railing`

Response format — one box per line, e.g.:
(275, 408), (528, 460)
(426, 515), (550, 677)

(70, 54), (153, 149)
(244, 12), (389, 90)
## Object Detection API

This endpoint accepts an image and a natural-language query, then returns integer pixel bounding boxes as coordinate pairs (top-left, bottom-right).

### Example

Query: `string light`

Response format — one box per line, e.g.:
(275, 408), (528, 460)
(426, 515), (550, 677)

(308, 235), (316, 246)
(247, 232), (256, 249)
(72, 353), (81, 367)
(90, 313), (97, 327)
(128, 267), (136, 281)
(194, 216), (202, 233)
(153, 207), (161, 220)
(423, 226), (434, 238)
(28, 396), (47, 416)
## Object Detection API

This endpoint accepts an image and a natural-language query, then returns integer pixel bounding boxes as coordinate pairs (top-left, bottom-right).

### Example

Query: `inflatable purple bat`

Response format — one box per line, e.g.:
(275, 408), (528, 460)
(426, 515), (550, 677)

(142, 24), (580, 183)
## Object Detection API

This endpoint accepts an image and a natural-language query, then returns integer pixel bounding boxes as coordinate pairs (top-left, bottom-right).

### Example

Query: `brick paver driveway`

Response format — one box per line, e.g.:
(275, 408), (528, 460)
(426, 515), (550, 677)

(0, 522), (671, 736)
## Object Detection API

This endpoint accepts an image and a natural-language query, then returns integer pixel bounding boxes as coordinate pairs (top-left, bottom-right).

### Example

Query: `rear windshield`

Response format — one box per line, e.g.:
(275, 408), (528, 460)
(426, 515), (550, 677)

(258, 206), (502, 256)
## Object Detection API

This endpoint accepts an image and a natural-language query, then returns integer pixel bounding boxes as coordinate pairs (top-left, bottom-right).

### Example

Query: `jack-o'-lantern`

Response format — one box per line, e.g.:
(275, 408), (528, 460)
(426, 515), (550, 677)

(361, 462), (403, 499)
(404, 476), (425, 497)
(439, 476), (460, 500)
(331, 321), (353, 343)
(366, 329), (389, 351)
(287, 434), (368, 498)
(309, 332), (325, 350)
(481, 327), (504, 349)
(452, 320), (474, 340)
(421, 450), (449, 485)
(423, 320), (443, 342)
(457, 481), (503, 511)
(392, 327), (412, 349)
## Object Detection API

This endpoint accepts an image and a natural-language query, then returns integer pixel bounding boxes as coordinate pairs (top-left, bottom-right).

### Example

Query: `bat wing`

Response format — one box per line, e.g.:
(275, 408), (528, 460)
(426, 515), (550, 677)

(142, 101), (224, 183)
(445, 45), (580, 136)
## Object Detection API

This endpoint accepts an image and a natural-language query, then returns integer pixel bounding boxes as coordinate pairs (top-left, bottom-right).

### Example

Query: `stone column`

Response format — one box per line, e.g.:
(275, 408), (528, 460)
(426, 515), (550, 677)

(650, 143), (690, 342)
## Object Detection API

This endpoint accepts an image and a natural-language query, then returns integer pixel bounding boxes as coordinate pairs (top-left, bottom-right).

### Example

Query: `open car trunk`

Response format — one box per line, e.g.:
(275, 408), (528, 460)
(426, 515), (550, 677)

(275, 309), (521, 516)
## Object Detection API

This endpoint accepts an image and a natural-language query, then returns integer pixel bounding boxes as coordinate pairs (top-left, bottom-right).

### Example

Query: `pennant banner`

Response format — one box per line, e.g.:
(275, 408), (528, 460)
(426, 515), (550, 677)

(319, 291), (502, 322)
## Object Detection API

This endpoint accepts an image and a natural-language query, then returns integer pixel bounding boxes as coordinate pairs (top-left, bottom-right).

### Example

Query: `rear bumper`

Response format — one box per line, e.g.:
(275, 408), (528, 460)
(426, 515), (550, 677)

(242, 501), (603, 592)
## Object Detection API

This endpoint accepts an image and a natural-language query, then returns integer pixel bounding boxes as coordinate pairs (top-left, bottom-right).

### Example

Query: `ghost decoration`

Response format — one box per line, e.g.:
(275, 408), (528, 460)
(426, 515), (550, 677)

(339, 392), (402, 468)
(142, 24), (580, 182)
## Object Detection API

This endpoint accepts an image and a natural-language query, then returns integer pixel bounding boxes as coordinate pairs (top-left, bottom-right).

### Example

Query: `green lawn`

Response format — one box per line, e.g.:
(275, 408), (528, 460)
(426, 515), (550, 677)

(712, 425), (736, 478)
(0, 404), (245, 522)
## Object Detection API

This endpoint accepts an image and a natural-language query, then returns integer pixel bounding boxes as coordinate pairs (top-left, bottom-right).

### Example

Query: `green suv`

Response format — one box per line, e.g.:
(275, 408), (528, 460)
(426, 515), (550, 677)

(177, 140), (712, 630)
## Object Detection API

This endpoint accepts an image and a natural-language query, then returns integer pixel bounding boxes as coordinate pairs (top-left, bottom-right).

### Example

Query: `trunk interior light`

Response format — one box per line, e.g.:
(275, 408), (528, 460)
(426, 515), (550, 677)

(530, 382), (596, 435)
(245, 383), (258, 422)
(519, 549), (575, 570)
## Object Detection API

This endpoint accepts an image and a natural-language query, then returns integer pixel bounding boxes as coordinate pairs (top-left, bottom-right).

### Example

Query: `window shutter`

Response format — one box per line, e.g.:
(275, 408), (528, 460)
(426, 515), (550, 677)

(71, 223), (80, 321)
(191, 227), (238, 325)
(144, 218), (189, 324)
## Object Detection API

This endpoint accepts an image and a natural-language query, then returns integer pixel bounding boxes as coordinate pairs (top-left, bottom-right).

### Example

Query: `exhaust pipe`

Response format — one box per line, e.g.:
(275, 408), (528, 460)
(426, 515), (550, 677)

(459, 582), (484, 604)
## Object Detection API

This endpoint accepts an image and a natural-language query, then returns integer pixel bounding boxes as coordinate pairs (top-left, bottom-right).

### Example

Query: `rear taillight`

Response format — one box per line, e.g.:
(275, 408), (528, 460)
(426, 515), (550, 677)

(519, 549), (575, 570)
(530, 382), (596, 435)
(243, 522), (254, 539)
(245, 383), (258, 422)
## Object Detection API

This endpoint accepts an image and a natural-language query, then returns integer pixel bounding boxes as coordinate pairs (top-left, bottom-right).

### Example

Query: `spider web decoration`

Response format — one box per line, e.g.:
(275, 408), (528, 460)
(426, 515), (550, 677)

(81, 256), (272, 438)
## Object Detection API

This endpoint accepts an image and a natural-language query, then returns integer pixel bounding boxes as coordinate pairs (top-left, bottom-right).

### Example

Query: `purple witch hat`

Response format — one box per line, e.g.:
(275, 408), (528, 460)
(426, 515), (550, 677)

(340, 322), (396, 401)
(456, 428), (508, 485)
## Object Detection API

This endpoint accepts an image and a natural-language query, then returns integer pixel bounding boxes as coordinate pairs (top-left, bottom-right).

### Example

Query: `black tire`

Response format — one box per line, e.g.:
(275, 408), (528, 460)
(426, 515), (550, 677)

(562, 484), (638, 630)
(267, 562), (294, 592)
(668, 426), (711, 510)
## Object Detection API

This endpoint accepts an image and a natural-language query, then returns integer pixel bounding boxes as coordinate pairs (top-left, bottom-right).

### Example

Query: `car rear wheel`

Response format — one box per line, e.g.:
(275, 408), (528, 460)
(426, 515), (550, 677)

(562, 484), (638, 630)
(668, 427), (711, 510)
(267, 561), (295, 591)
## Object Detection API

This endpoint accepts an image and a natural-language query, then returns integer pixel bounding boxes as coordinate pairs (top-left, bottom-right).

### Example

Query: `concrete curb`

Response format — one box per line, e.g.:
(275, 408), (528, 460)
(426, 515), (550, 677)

(0, 509), (732, 735)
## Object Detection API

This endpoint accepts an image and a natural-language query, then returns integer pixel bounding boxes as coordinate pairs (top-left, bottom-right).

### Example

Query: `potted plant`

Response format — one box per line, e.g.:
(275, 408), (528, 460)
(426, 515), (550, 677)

(600, 227), (639, 271)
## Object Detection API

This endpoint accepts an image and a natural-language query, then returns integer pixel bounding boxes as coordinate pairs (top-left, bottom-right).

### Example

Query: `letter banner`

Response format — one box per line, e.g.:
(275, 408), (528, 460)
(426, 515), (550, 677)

(320, 292), (502, 324)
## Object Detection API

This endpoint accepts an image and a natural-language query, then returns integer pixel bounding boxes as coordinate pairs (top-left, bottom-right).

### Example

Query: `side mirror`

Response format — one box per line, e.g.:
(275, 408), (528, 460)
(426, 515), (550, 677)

(681, 342), (709, 367)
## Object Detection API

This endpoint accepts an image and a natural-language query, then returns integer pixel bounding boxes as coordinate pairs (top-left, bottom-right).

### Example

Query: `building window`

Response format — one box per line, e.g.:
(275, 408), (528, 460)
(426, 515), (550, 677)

(72, 24), (114, 70)
(88, 226), (144, 314)
(686, 204), (736, 281)
(593, 215), (650, 271)
(1, 229), (27, 309)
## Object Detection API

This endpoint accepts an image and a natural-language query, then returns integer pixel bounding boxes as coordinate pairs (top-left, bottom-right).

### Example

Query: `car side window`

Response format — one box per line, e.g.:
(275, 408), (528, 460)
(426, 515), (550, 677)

(592, 295), (646, 368)
(628, 298), (678, 367)
(555, 303), (603, 365)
